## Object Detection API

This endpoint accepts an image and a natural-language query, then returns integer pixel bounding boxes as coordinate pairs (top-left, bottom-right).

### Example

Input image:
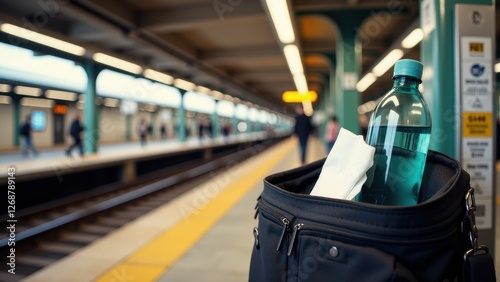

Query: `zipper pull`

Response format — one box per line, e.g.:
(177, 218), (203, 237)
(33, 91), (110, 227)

(253, 206), (259, 219)
(276, 218), (290, 251)
(287, 223), (303, 256)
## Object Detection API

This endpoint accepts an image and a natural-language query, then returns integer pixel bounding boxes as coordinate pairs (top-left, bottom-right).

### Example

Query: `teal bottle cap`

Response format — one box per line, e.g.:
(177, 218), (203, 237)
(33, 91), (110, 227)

(393, 59), (423, 80)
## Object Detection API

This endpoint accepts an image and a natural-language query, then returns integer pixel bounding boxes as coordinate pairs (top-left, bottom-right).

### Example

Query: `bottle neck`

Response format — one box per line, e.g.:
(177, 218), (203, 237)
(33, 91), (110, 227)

(392, 76), (420, 89)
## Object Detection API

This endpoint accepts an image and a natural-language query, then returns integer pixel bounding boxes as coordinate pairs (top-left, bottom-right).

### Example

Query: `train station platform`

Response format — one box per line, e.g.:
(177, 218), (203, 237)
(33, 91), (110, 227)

(6, 136), (500, 282)
(19, 136), (327, 282)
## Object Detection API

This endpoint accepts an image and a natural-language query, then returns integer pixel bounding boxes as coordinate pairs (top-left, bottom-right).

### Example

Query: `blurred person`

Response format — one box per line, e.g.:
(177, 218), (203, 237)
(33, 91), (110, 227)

(324, 115), (339, 153)
(293, 105), (313, 165)
(137, 118), (149, 146)
(20, 115), (39, 157)
(160, 123), (167, 140)
(66, 113), (85, 157)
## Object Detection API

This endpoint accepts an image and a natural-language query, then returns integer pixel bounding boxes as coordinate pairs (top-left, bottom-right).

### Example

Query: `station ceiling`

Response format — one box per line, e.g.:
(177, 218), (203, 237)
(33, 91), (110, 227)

(0, 0), (498, 114)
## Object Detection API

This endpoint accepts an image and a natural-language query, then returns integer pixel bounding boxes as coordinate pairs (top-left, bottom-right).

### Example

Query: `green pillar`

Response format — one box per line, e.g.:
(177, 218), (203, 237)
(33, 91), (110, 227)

(178, 89), (187, 142)
(321, 12), (367, 134)
(150, 111), (157, 139)
(84, 61), (99, 154)
(12, 96), (20, 147)
(420, 0), (494, 157)
(125, 115), (132, 141)
(232, 114), (238, 136)
(212, 101), (219, 138)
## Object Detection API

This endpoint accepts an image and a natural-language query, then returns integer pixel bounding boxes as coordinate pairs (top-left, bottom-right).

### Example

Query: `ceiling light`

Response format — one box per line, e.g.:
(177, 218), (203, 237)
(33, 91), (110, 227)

(302, 100), (313, 116)
(14, 86), (42, 96)
(173, 78), (196, 91)
(45, 89), (77, 101)
(356, 73), (377, 92)
(0, 23), (86, 56)
(264, 0), (295, 44)
(283, 44), (304, 75)
(0, 95), (11, 104)
(495, 63), (500, 73)
(293, 73), (309, 94)
(196, 85), (212, 95)
(211, 90), (224, 100)
(93, 53), (142, 74)
(372, 49), (404, 77)
(21, 97), (53, 108)
(401, 28), (423, 49)
(144, 69), (174, 84)
(0, 84), (12, 93)
(103, 97), (119, 107)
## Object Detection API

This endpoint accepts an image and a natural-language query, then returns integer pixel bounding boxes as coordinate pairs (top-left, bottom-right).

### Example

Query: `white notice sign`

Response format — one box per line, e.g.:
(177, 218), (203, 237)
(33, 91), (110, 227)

(462, 160), (493, 197)
(461, 138), (493, 160)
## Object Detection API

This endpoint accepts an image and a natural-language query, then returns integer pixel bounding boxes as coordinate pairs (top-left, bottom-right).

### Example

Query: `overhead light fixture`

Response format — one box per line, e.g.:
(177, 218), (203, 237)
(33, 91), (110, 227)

(211, 90), (224, 100)
(302, 100), (313, 116)
(173, 78), (196, 91)
(0, 95), (11, 104)
(372, 49), (404, 77)
(144, 69), (174, 84)
(0, 23), (86, 56)
(401, 28), (423, 49)
(45, 89), (77, 101)
(14, 86), (42, 97)
(283, 44), (304, 75)
(103, 97), (119, 107)
(356, 73), (377, 92)
(264, 0), (295, 44)
(495, 63), (500, 73)
(293, 73), (309, 94)
(196, 85), (211, 95)
(93, 52), (142, 74)
(21, 97), (53, 108)
(0, 84), (12, 93)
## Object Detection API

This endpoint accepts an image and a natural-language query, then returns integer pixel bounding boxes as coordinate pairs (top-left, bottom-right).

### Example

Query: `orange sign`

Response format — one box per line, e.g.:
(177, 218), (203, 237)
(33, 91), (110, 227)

(53, 104), (68, 115)
(282, 91), (317, 103)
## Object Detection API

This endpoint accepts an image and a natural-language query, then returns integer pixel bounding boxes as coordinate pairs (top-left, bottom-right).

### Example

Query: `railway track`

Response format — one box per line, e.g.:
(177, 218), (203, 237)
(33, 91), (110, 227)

(0, 139), (277, 281)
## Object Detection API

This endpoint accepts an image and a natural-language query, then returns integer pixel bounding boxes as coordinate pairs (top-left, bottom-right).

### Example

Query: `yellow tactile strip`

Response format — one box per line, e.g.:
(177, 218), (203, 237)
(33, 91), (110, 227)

(94, 139), (296, 282)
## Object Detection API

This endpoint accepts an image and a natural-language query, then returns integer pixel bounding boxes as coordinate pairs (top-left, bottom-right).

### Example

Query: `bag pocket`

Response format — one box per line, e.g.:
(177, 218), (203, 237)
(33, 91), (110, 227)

(292, 232), (419, 282)
(249, 203), (292, 282)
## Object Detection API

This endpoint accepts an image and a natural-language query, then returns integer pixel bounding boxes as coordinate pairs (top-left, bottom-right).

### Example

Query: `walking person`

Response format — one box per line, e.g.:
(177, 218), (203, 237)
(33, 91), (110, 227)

(293, 105), (313, 165)
(137, 118), (149, 146)
(324, 115), (340, 153)
(20, 115), (39, 157)
(66, 113), (84, 157)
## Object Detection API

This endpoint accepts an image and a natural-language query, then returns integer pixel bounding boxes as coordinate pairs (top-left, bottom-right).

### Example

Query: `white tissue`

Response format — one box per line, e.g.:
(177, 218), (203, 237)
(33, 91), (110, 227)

(310, 127), (375, 200)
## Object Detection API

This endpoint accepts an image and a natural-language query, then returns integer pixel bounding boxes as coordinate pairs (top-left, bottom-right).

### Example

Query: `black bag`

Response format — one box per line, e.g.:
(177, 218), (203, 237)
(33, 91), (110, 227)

(249, 150), (495, 282)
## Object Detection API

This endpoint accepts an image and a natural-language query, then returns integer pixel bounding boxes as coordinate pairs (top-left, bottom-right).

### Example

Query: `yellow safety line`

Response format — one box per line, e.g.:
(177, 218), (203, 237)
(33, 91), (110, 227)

(95, 138), (296, 282)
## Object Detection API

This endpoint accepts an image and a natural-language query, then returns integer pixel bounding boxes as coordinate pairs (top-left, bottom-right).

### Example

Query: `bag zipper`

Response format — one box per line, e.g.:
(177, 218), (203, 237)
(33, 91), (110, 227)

(285, 220), (459, 257)
(256, 199), (294, 251)
(287, 223), (303, 256)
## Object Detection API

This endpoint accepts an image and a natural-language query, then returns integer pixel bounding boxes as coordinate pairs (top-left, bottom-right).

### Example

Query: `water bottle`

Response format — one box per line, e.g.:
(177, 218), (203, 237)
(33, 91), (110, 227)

(356, 59), (431, 206)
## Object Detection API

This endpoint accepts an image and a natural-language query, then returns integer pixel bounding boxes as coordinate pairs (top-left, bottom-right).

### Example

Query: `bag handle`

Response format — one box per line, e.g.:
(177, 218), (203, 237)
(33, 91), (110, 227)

(462, 187), (496, 282)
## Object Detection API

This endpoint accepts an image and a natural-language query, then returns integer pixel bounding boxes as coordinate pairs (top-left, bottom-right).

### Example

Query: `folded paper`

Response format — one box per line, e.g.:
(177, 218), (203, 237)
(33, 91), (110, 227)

(310, 127), (375, 200)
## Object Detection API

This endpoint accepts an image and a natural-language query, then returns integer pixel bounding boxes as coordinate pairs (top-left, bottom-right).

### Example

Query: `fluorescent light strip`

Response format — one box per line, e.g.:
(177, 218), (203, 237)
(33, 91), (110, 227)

(0, 23), (86, 56)
(401, 28), (423, 49)
(0, 95), (11, 104)
(173, 78), (196, 91)
(45, 89), (77, 101)
(21, 97), (53, 108)
(144, 69), (174, 84)
(196, 85), (211, 95)
(372, 49), (404, 77)
(103, 97), (119, 107)
(14, 86), (42, 96)
(283, 44), (304, 75)
(356, 73), (377, 92)
(0, 84), (12, 93)
(495, 63), (500, 73)
(211, 90), (224, 100)
(264, 0), (295, 44)
(293, 73), (309, 94)
(93, 53), (143, 74)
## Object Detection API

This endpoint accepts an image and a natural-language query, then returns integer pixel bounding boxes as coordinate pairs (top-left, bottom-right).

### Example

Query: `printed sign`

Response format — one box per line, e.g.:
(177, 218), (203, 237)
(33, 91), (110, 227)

(461, 61), (492, 111)
(461, 37), (492, 60)
(462, 160), (493, 197)
(462, 138), (493, 160)
(462, 112), (493, 137)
